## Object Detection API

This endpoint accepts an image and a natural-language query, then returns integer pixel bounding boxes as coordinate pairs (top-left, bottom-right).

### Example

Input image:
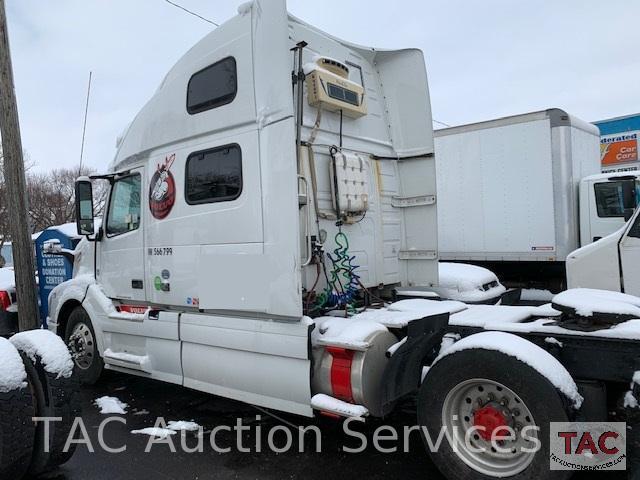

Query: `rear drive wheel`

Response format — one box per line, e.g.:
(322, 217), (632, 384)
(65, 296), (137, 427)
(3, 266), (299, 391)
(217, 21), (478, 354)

(65, 307), (103, 385)
(418, 349), (573, 479)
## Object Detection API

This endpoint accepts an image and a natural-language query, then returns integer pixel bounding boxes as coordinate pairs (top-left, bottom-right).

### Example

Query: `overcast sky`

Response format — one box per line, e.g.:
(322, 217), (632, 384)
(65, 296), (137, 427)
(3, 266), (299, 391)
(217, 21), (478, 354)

(6, 0), (640, 173)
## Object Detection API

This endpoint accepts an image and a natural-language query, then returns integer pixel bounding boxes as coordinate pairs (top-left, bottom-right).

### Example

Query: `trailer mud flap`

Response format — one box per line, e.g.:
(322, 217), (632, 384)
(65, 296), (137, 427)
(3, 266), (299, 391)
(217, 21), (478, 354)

(380, 313), (448, 414)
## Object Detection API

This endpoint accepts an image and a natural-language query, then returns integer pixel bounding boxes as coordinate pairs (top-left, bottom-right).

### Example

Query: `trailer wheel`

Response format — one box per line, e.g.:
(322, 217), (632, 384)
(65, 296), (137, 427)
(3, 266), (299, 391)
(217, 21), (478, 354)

(18, 352), (81, 475)
(418, 349), (572, 479)
(65, 307), (103, 385)
(0, 339), (35, 480)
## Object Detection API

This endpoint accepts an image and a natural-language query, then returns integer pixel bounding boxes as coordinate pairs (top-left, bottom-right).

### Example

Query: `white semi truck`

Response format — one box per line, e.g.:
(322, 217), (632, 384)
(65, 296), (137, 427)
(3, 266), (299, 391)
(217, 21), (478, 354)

(46, 2), (640, 478)
(435, 110), (640, 291)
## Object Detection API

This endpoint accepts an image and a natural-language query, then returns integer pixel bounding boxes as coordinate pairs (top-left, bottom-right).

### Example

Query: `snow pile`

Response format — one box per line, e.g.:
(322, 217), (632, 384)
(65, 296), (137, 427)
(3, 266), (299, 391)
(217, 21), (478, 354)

(354, 299), (465, 328)
(623, 371), (640, 409)
(431, 263), (506, 303)
(545, 337), (563, 348)
(388, 299), (466, 314)
(167, 421), (202, 432)
(131, 427), (177, 439)
(450, 304), (560, 328)
(386, 337), (407, 357)
(95, 396), (128, 415)
(313, 299), (466, 348)
(311, 394), (368, 418)
(0, 267), (14, 290)
(0, 337), (27, 392)
(553, 289), (640, 318)
(10, 329), (74, 379)
(435, 331), (583, 408)
(624, 392), (638, 409)
(313, 317), (387, 350)
(44, 219), (102, 239)
(131, 420), (202, 438)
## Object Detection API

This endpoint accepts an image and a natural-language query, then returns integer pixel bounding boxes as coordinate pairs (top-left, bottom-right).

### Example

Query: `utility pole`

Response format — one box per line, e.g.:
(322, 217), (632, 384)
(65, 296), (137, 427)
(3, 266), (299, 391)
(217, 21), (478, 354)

(0, 0), (40, 331)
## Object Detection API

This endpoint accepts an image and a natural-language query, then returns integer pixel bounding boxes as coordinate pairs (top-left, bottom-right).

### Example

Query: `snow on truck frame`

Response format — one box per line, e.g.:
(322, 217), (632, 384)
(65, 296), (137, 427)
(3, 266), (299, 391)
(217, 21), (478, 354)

(46, 2), (640, 478)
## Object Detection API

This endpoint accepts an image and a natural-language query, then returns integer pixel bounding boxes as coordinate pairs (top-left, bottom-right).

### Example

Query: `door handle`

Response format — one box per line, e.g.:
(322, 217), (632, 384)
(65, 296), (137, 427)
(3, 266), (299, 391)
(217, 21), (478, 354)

(132, 280), (143, 289)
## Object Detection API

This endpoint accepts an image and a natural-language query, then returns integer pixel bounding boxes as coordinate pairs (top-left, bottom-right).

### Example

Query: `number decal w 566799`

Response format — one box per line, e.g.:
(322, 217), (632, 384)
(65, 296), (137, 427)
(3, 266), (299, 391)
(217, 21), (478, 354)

(148, 247), (173, 256)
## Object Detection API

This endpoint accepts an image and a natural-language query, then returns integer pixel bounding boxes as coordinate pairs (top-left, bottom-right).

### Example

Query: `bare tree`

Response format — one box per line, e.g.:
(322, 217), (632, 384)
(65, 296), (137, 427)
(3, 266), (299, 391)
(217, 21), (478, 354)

(27, 165), (108, 233)
(1, 155), (108, 244)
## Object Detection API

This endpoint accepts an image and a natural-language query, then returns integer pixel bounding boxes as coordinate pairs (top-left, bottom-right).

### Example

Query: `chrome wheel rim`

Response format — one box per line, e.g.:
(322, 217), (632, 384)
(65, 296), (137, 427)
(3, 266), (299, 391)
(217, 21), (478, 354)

(68, 322), (95, 370)
(441, 378), (538, 477)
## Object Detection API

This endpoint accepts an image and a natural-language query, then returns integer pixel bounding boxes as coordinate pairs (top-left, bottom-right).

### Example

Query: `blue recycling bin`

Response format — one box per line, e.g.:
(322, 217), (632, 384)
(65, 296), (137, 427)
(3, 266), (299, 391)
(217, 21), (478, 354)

(35, 226), (80, 327)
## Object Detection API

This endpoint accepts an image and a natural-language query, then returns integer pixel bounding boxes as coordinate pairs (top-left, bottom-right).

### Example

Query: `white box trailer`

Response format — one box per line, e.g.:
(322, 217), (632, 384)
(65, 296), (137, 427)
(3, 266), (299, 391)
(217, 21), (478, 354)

(435, 109), (601, 289)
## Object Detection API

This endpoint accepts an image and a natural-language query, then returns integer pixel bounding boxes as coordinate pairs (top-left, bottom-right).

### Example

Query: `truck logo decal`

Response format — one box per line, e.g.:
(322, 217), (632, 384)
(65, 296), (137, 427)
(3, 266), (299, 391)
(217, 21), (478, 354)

(149, 154), (177, 219)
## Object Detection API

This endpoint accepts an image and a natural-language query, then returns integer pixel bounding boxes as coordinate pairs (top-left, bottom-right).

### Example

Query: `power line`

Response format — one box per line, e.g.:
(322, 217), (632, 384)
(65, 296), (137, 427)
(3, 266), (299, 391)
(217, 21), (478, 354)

(163, 0), (218, 26)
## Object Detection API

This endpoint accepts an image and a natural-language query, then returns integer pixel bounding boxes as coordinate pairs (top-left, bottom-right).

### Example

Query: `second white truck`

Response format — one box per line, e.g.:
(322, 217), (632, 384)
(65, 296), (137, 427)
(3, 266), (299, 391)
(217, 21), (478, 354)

(435, 109), (640, 291)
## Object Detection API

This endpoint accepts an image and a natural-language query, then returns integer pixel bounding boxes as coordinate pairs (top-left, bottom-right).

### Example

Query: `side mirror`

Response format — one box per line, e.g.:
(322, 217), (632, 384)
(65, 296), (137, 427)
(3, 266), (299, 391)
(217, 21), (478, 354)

(75, 177), (95, 236)
(621, 179), (637, 210)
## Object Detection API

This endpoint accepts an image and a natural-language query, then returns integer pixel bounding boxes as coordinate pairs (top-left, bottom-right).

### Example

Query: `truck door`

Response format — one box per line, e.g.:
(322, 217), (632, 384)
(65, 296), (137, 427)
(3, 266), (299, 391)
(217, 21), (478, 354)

(99, 169), (145, 301)
(620, 210), (640, 297)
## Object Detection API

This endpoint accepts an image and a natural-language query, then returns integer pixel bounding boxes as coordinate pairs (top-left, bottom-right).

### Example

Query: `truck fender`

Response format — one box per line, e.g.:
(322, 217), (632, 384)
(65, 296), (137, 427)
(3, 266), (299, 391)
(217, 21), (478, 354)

(432, 331), (583, 410)
(48, 278), (93, 335)
(379, 312), (449, 415)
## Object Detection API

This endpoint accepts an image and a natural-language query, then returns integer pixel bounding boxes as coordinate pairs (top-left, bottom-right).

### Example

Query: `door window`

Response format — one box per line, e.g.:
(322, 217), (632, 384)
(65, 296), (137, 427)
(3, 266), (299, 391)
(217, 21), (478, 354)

(595, 182), (627, 218)
(185, 144), (242, 204)
(106, 174), (141, 236)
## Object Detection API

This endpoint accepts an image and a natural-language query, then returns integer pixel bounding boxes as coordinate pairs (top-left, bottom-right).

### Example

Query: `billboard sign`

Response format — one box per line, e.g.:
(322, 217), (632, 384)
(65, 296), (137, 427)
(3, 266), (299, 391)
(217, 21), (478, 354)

(601, 132), (639, 173)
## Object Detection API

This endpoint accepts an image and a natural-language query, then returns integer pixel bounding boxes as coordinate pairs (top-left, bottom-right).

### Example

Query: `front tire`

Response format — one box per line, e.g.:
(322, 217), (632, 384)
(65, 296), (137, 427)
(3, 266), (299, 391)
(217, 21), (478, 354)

(418, 348), (573, 479)
(65, 307), (104, 385)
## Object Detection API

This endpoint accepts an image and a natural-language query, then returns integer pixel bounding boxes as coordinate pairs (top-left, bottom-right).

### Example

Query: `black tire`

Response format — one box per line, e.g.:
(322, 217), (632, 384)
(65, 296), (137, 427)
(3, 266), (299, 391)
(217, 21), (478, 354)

(65, 306), (104, 385)
(0, 340), (35, 480)
(19, 352), (81, 475)
(418, 349), (573, 480)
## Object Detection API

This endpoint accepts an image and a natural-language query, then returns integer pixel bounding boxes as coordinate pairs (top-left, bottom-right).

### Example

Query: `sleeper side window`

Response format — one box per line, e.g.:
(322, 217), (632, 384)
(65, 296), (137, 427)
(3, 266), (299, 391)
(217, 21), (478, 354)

(106, 174), (141, 236)
(185, 145), (242, 205)
(187, 57), (237, 114)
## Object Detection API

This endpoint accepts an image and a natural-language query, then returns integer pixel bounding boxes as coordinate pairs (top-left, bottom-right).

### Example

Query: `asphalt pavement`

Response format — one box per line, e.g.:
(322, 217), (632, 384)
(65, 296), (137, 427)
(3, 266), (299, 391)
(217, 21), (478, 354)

(40, 371), (628, 480)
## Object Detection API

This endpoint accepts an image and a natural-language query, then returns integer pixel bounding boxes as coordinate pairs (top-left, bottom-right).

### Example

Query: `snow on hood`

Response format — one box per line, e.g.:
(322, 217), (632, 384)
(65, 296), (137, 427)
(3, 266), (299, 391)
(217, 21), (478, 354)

(553, 288), (640, 318)
(432, 263), (507, 303)
(0, 267), (15, 291)
(439, 263), (498, 289)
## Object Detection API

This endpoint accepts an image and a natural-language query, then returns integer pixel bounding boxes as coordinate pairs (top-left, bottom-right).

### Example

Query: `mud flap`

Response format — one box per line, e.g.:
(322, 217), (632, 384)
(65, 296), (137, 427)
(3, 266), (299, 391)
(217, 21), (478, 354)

(379, 312), (448, 414)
